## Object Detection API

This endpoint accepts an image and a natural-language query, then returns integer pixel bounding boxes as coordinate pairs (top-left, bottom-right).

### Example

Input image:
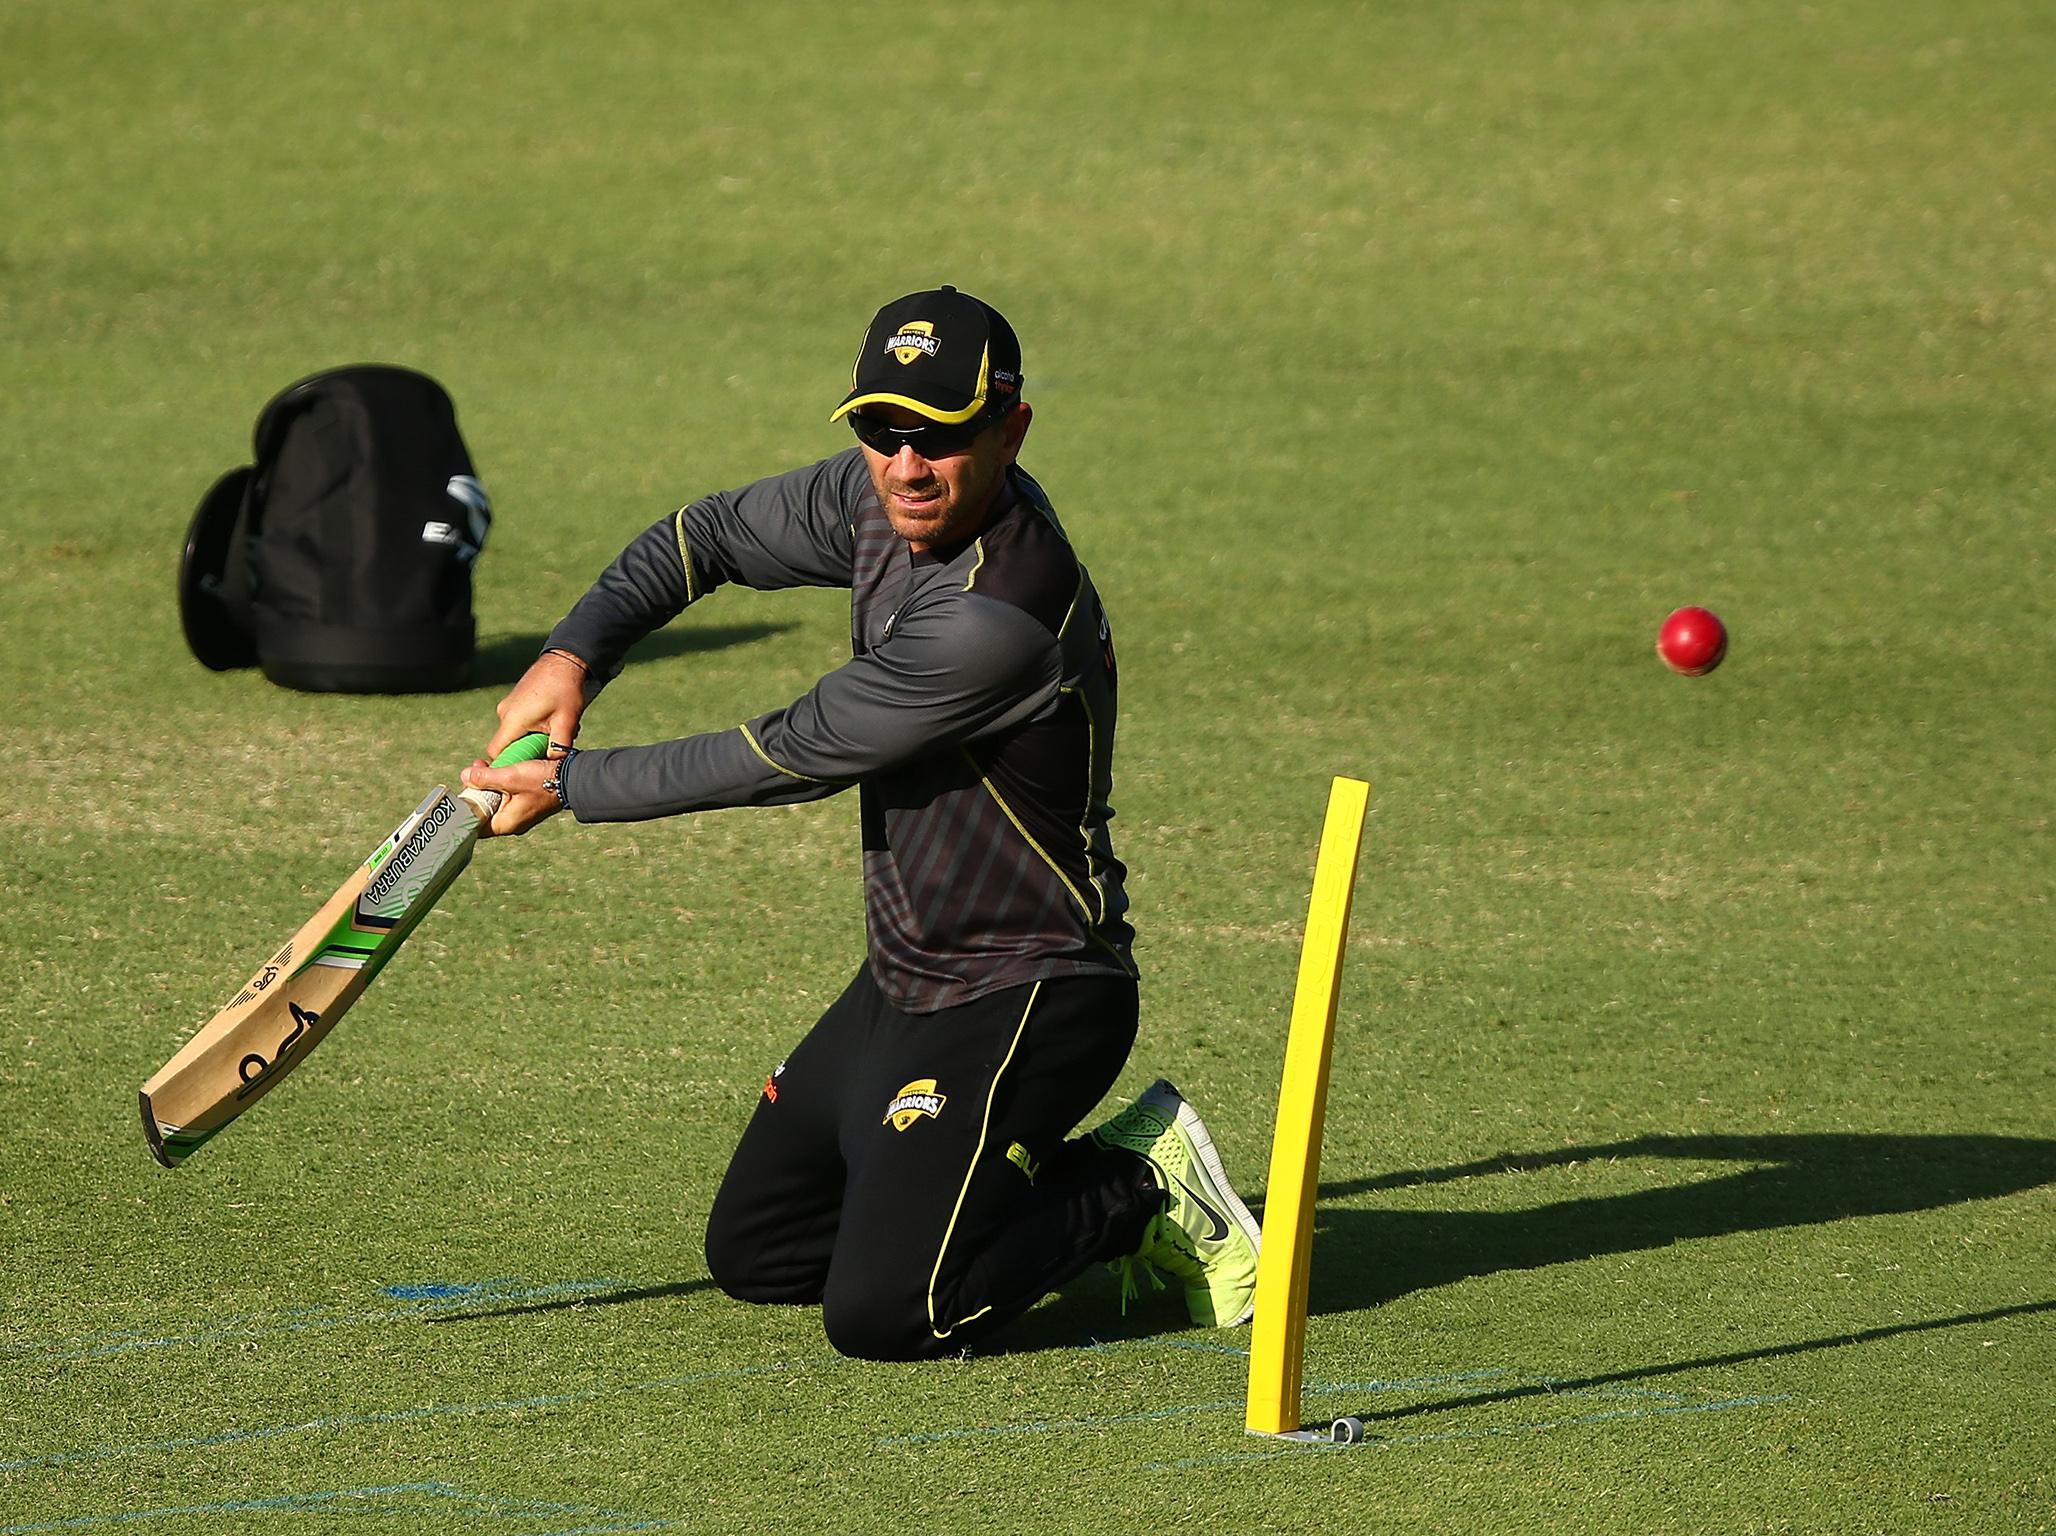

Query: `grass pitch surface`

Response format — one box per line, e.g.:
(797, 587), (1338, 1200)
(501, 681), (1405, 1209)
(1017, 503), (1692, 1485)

(3, 1), (2050, 1531)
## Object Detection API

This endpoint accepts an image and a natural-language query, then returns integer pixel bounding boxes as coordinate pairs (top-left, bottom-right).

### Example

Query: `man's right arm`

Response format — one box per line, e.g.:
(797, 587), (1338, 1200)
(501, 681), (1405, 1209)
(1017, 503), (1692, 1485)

(543, 449), (866, 687)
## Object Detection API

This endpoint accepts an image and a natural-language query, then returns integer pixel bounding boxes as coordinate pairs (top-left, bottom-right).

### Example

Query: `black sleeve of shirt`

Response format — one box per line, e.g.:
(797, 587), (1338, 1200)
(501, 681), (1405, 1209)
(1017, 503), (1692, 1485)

(543, 450), (866, 685)
(559, 590), (1061, 821)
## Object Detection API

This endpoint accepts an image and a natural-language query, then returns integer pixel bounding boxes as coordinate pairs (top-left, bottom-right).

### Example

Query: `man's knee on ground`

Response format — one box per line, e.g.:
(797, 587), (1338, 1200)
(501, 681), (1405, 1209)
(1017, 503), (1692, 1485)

(821, 1282), (958, 1362)
(702, 1213), (759, 1302)
(704, 1205), (816, 1305)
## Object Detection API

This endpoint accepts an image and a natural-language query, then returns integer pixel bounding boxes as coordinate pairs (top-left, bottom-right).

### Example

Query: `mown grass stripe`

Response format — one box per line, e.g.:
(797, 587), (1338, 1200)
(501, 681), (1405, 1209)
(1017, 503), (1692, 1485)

(0, 1360), (823, 1473)
(0, 1480), (683, 1534)
(4, 1280), (633, 1364)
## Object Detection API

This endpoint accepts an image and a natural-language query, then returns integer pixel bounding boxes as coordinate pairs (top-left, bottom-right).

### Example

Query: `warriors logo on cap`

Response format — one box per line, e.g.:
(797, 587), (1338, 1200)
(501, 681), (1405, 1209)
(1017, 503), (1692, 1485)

(886, 321), (941, 365)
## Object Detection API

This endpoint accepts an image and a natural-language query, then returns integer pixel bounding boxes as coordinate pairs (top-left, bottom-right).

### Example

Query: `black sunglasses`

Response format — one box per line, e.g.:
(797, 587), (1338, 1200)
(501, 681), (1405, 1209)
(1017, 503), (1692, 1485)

(847, 404), (1009, 459)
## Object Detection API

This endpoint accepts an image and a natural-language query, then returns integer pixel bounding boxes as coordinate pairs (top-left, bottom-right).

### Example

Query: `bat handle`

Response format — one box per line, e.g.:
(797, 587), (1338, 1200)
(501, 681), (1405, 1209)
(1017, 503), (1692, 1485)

(459, 731), (552, 821)
(459, 788), (502, 819)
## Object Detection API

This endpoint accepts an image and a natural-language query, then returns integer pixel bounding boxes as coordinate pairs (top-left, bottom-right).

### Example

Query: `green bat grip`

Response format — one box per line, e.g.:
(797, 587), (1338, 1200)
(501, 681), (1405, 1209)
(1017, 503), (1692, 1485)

(492, 731), (552, 768)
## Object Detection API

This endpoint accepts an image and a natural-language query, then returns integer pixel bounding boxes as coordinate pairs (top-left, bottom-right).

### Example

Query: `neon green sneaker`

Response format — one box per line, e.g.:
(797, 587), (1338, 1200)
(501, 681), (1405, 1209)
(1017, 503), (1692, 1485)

(1090, 1079), (1263, 1327)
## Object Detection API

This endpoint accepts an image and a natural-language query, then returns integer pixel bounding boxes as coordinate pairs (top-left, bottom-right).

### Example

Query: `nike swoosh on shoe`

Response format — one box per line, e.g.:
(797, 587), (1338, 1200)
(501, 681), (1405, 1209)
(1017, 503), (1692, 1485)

(1171, 1174), (1232, 1243)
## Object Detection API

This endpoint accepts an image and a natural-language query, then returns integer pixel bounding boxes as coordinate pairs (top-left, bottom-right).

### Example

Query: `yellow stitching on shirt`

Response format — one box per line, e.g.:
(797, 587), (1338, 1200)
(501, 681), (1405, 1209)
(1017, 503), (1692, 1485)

(968, 747), (1136, 972)
(962, 538), (988, 591)
(1061, 685), (1108, 926)
(975, 765), (1093, 918)
(672, 509), (698, 605)
(740, 724), (835, 783)
(1057, 571), (1084, 639)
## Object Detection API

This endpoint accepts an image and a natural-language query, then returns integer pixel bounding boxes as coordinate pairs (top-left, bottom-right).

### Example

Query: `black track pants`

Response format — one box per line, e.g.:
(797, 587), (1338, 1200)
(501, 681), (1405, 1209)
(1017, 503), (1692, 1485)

(703, 968), (1157, 1360)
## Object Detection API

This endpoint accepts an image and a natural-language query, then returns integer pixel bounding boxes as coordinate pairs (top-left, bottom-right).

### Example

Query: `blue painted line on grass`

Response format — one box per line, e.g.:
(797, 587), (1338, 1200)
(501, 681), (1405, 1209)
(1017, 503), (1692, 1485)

(6, 1279), (632, 1364)
(382, 1281), (490, 1300)
(0, 1480), (686, 1533)
(0, 1360), (827, 1474)
(1144, 1393), (1794, 1470)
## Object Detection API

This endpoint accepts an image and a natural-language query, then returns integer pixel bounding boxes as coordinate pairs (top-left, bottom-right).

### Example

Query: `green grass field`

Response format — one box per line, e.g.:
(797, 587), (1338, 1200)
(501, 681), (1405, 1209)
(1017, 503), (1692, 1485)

(4, 0), (2050, 1530)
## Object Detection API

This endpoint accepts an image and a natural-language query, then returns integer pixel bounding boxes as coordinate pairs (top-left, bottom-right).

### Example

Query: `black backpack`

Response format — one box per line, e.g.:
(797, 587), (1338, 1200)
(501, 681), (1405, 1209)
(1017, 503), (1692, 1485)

(179, 365), (491, 693)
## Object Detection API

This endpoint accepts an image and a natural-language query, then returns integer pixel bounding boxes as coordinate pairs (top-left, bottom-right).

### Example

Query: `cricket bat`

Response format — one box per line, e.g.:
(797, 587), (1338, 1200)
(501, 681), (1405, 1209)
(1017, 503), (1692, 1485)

(139, 732), (550, 1168)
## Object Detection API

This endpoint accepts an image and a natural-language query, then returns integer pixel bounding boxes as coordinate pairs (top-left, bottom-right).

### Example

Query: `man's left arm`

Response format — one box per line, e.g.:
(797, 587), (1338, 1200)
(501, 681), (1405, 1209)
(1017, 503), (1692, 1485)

(544, 452), (866, 693)
(556, 595), (1059, 822)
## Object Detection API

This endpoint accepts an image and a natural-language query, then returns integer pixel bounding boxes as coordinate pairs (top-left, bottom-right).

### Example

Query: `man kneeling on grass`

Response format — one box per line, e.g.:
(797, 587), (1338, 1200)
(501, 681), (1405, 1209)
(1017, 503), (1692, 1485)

(465, 287), (1260, 1359)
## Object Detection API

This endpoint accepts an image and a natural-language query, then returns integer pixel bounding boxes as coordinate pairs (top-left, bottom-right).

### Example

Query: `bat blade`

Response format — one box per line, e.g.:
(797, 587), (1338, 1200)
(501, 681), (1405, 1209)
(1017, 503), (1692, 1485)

(140, 734), (547, 1167)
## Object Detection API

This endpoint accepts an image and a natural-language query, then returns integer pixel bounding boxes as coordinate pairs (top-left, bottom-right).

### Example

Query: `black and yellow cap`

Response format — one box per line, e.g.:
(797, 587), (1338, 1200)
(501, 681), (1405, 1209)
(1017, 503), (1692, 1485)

(830, 286), (1023, 425)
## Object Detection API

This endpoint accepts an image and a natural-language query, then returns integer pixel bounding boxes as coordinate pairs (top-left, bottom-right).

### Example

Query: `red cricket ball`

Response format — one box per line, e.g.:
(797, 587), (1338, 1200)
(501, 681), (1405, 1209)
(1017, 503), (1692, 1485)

(1657, 606), (1728, 675)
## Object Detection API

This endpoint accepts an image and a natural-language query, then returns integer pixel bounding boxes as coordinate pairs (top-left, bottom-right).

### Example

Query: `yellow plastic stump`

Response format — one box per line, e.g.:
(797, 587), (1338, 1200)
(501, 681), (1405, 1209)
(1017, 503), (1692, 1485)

(1245, 775), (1370, 1437)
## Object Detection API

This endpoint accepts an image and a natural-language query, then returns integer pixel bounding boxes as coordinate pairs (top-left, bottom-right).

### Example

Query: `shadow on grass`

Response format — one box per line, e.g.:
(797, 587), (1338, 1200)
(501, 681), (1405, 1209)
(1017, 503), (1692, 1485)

(1002, 1131), (2055, 1355)
(1303, 1132), (2056, 1313)
(424, 1279), (716, 1324)
(1341, 1298), (2056, 1426)
(468, 624), (791, 689)
(996, 1269), (1194, 1355)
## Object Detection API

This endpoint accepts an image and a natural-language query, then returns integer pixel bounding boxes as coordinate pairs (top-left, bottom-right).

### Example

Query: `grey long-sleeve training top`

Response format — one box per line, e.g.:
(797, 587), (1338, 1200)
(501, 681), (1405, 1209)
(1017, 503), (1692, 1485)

(546, 447), (1137, 1015)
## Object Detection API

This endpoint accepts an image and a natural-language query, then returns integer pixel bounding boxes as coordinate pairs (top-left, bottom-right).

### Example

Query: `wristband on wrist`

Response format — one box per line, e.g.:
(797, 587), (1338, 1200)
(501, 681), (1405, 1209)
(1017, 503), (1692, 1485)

(541, 747), (579, 810)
